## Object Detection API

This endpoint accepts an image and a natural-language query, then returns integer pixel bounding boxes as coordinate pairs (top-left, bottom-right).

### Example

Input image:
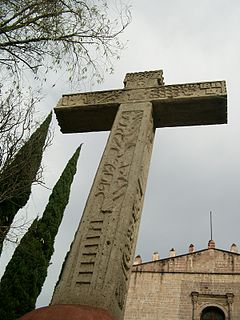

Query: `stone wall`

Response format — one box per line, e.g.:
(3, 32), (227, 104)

(124, 249), (240, 320)
(124, 272), (240, 320)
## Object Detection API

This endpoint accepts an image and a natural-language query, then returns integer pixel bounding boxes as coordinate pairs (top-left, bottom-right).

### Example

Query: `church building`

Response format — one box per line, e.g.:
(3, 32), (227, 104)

(124, 241), (240, 320)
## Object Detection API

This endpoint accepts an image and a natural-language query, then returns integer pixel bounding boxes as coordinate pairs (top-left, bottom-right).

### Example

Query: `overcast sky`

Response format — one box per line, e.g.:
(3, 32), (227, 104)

(1, 0), (240, 308)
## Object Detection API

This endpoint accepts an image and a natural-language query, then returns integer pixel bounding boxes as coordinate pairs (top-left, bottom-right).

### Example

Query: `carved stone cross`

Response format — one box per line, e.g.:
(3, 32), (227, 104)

(52, 70), (227, 320)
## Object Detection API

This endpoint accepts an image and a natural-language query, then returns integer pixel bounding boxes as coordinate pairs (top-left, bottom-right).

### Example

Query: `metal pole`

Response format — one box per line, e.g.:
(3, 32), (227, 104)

(210, 211), (213, 240)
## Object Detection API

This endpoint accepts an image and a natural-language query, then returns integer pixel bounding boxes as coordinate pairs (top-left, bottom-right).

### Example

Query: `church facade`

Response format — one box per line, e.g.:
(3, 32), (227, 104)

(124, 241), (240, 320)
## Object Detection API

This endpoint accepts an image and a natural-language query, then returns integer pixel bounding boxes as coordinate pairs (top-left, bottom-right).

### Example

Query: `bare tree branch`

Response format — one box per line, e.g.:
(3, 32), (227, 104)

(0, 0), (131, 83)
(0, 0), (130, 247)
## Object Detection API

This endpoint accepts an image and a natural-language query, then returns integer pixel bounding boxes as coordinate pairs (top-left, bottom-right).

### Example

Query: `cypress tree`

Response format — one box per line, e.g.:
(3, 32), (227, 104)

(0, 112), (52, 254)
(0, 145), (81, 320)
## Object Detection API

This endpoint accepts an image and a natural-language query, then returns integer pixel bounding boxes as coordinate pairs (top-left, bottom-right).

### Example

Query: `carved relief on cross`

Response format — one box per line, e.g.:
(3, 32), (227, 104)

(52, 70), (227, 320)
(55, 70), (226, 133)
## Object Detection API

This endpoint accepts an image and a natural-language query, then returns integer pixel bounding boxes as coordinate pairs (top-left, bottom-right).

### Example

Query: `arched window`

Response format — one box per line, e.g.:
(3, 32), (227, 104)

(201, 306), (225, 320)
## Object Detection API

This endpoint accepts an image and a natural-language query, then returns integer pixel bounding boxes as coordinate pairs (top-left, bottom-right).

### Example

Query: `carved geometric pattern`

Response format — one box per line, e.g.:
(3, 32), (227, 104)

(58, 81), (226, 107)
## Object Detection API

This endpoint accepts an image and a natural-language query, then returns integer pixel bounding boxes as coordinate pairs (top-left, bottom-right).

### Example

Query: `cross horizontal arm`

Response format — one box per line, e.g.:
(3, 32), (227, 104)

(55, 80), (227, 133)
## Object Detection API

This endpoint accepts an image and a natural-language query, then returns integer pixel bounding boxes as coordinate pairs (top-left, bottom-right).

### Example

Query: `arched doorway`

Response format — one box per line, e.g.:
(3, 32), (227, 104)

(201, 306), (225, 320)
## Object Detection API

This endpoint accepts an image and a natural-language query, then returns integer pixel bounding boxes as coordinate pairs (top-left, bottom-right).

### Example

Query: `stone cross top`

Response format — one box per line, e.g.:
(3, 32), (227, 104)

(52, 70), (227, 320)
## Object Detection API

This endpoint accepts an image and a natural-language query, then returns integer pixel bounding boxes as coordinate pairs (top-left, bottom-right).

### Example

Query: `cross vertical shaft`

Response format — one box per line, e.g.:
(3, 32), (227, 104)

(52, 101), (155, 319)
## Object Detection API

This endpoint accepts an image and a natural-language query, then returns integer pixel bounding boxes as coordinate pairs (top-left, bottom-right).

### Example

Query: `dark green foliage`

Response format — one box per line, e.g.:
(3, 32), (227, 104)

(0, 145), (81, 320)
(0, 112), (52, 254)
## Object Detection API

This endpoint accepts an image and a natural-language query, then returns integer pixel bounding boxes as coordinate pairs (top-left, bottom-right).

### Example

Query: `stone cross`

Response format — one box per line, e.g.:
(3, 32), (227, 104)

(52, 70), (227, 320)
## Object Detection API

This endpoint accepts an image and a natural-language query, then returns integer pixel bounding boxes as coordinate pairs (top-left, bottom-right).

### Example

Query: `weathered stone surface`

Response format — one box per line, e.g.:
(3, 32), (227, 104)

(52, 102), (155, 320)
(53, 70), (227, 320)
(18, 304), (116, 320)
(123, 70), (164, 88)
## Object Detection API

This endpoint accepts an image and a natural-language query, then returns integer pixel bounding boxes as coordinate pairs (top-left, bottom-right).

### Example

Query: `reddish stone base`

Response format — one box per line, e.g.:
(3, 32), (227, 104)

(18, 304), (117, 320)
